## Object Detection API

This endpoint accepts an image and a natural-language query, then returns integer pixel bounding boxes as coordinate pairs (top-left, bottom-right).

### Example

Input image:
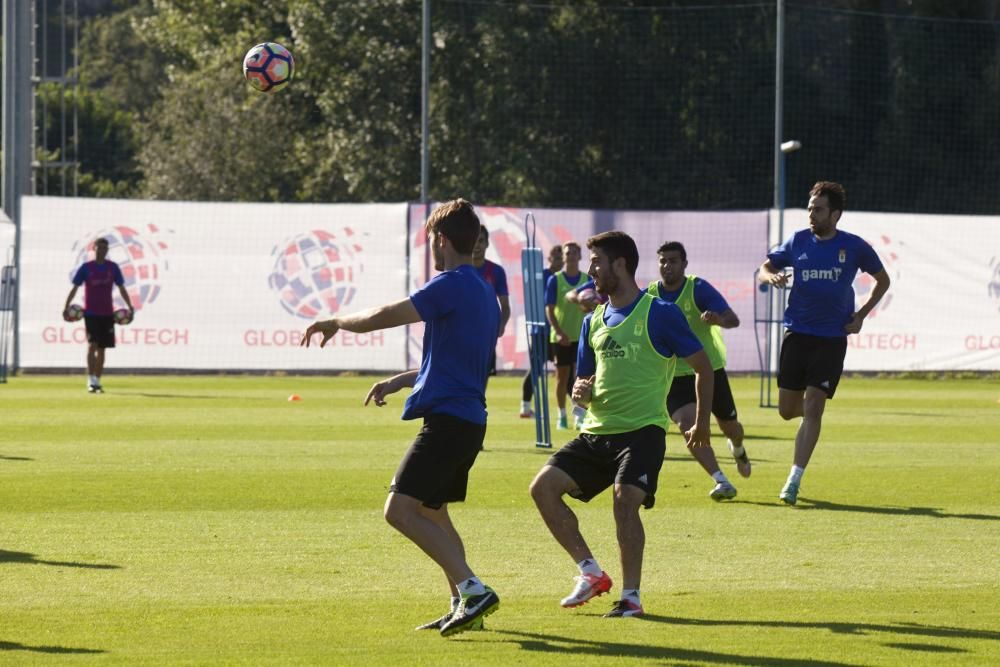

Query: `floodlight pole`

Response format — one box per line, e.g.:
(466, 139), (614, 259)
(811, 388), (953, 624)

(2, 0), (34, 373)
(773, 0), (784, 215)
(777, 140), (801, 243)
(420, 0), (430, 205)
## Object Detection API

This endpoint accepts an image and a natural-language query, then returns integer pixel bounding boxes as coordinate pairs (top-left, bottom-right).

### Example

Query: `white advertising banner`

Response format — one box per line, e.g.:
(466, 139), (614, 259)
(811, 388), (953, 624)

(776, 209), (1000, 371)
(20, 197), (409, 370)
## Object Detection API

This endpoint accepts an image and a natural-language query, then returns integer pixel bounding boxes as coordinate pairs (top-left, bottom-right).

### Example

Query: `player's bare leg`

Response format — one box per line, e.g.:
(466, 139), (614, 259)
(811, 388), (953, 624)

(531, 465), (614, 608)
(778, 386), (827, 504)
(554, 364), (571, 428)
(414, 504), (467, 630)
(673, 404), (736, 500)
(718, 418), (750, 478)
(606, 484), (646, 617)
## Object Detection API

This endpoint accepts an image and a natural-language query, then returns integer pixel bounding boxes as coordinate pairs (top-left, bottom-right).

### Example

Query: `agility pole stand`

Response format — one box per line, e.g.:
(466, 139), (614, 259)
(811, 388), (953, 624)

(521, 213), (551, 448)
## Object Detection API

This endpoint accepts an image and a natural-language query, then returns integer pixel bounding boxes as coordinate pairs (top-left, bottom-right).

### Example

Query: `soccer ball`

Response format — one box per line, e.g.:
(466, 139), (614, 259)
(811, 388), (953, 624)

(113, 308), (133, 325)
(64, 304), (84, 322)
(243, 42), (294, 93)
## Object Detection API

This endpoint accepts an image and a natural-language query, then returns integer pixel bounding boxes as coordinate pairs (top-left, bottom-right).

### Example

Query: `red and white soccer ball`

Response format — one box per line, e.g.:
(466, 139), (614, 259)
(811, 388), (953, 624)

(63, 304), (84, 322)
(577, 287), (603, 312)
(113, 308), (133, 325)
(243, 42), (295, 93)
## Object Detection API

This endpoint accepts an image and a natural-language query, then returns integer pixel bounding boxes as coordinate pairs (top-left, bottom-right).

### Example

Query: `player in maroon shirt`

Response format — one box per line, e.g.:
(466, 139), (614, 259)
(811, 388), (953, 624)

(64, 237), (134, 393)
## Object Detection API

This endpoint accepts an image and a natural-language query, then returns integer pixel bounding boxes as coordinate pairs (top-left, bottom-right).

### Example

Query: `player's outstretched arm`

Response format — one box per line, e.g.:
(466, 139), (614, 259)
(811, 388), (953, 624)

(301, 298), (422, 348)
(683, 349), (714, 449)
(364, 370), (419, 407)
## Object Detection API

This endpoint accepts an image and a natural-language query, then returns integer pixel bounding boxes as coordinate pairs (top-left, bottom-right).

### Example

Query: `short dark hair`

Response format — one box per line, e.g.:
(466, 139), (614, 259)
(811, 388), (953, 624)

(94, 237), (109, 247)
(425, 199), (480, 254)
(478, 224), (489, 242)
(810, 181), (846, 212)
(587, 231), (639, 277)
(656, 241), (686, 262)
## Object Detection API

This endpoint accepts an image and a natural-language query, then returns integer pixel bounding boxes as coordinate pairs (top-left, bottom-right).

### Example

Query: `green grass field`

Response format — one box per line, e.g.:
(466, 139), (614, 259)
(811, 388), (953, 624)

(2, 374), (999, 665)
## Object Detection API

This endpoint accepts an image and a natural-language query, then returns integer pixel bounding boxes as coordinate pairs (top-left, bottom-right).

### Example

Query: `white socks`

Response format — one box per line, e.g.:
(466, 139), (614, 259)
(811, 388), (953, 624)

(577, 558), (603, 577)
(521, 401), (531, 412)
(711, 470), (730, 484)
(88, 374), (98, 386)
(789, 465), (805, 483)
(622, 588), (640, 602)
(457, 577), (486, 596)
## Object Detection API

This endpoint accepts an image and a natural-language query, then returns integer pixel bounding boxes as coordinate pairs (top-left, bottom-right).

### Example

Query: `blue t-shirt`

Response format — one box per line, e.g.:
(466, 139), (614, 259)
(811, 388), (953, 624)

(545, 271), (586, 305)
(477, 259), (509, 297)
(655, 278), (731, 314)
(404, 265), (500, 425)
(767, 229), (884, 338)
(577, 292), (703, 377)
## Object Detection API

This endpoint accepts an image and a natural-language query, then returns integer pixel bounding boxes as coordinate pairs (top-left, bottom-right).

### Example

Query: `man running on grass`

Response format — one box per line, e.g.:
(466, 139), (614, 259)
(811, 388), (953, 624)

(302, 198), (500, 637)
(649, 241), (751, 501)
(758, 181), (890, 505)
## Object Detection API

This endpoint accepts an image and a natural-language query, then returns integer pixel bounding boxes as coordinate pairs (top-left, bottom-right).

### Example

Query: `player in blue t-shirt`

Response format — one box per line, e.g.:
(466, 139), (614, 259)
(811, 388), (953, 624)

(758, 181), (890, 505)
(301, 199), (501, 637)
(472, 224), (511, 380)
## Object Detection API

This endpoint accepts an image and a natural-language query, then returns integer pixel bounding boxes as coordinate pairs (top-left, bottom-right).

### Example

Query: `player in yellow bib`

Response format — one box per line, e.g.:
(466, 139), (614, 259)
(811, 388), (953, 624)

(545, 242), (589, 429)
(649, 241), (751, 501)
(530, 231), (714, 618)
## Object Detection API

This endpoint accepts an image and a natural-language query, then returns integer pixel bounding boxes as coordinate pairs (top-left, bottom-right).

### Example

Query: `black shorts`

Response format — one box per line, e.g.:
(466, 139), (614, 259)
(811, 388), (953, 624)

(84, 315), (116, 349)
(546, 340), (557, 363)
(553, 341), (578, 367)
(778, 331), (848, 398)
(390, 413), (486, 509)
(667, 368), (738, 421)
(546, 424), (666, 509)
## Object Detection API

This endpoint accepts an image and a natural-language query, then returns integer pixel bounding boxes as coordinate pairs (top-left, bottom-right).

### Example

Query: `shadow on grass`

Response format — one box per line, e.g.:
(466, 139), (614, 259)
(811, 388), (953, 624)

(882, 642), (966, 653)
(641, 614), (1000, 642)
(489, 629), (861, 665)
(742, 498), (1000, 521)
(0, 454), (32, 461)
(874, 411), (949, 419)
(0, 550), (120, 570)
(128, 392), (232, 400)
(0, 640), (104, 654)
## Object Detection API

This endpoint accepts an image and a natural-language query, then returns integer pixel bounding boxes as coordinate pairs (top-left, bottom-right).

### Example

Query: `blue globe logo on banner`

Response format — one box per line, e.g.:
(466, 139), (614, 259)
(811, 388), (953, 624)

(70, 225), (169, 311)
(269, 229), (365, 319)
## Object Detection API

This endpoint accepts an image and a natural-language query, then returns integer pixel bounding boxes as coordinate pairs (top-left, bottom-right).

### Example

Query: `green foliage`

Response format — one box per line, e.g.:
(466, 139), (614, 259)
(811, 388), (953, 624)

(136, 65), (307, 201)
(45, 1), (1000, 209)
(34, 82), (139, 197)
(1, 374), (999, 663)
(288, 0), (423, 201)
